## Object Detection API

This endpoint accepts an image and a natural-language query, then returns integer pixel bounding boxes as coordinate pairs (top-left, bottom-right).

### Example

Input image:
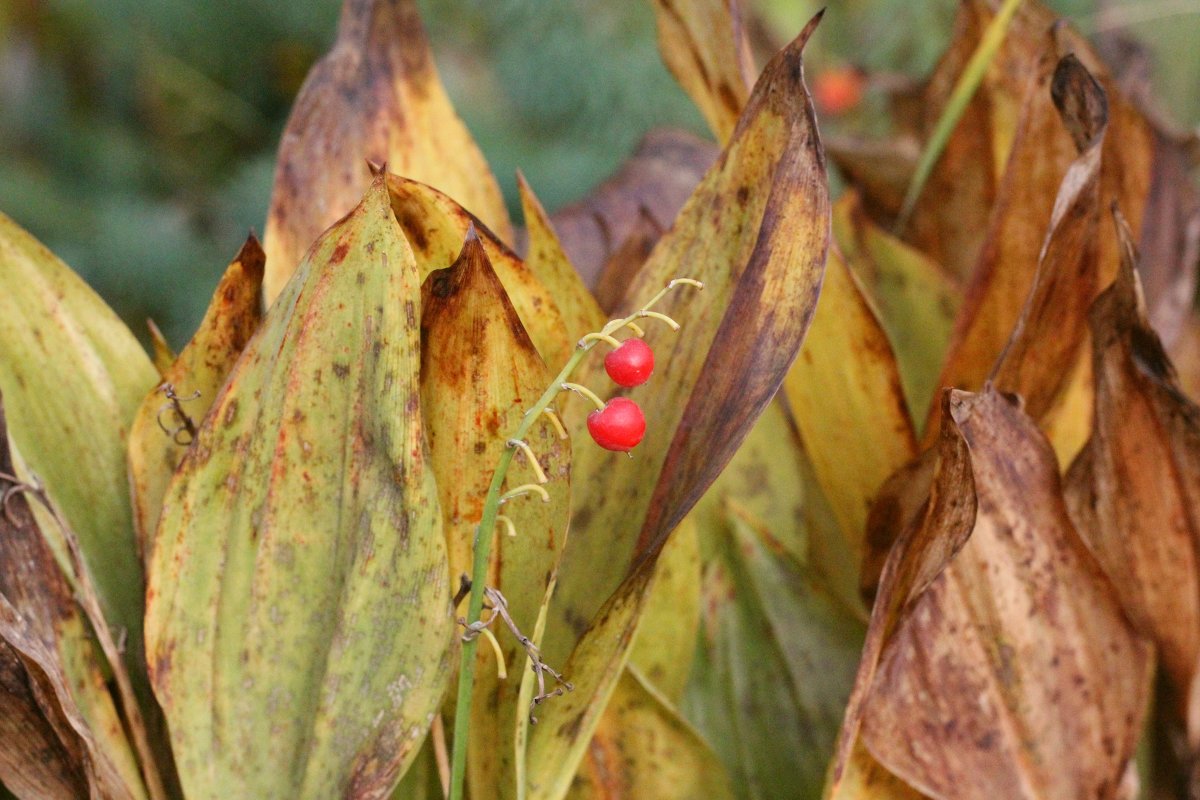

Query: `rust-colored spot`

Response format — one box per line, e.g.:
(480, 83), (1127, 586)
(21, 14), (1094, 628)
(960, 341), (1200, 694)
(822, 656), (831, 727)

(330, 241), (350, 264)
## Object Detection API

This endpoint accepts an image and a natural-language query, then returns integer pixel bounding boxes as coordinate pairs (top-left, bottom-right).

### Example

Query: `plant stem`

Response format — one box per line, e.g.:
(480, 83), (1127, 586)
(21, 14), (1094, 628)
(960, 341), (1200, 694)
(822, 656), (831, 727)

(893, 0), (1023, 235)
(446, 278), (702, 800)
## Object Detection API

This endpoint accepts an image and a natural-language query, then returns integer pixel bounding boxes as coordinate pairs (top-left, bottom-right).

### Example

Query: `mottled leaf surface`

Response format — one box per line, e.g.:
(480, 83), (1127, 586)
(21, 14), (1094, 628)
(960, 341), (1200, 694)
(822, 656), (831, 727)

(835, 389), (1151, 799)
(263, 0), (509, 303)
(684, 501), (864, 800)
(128, 235), (264, 567)
(146, 178), (451, 799)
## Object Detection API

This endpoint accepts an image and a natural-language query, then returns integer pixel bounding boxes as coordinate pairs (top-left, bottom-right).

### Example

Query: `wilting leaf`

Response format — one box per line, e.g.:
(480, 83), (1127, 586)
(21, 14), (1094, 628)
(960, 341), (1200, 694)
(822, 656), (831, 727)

(834, 388), (1152, 800)
(128, 235), (264, 568)
(933, 49), (1103, 430)
(529, 18), (830, 794)
(263, 0), (510, 303)
(418, 232), (571, 800)
(650, 0), (754, 144)
(387, 175), (573, 368)
(565, 666), (734, 800)
(785, 244), (917, 580)
(628, 517), (701, 704)
(1064, 210), (1200, 721)
(832, 193), (961, 424)
(547, 129), (717, 286)
(0, 211), (156, 679)
(145, 177), (452, 799)
(0, 402), (147, 800)
(517, 173), (607, 339)
(683, 501), (864, 800)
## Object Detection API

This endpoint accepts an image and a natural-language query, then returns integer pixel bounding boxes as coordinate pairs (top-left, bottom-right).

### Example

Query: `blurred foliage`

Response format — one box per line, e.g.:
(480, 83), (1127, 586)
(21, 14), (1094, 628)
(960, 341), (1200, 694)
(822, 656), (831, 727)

(0, 0), (1195, 347)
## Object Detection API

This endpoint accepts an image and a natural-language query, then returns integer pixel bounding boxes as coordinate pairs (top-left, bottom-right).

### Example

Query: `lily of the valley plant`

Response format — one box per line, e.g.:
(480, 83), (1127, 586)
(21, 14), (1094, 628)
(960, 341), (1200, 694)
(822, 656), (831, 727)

(3, 1), (1200, 799)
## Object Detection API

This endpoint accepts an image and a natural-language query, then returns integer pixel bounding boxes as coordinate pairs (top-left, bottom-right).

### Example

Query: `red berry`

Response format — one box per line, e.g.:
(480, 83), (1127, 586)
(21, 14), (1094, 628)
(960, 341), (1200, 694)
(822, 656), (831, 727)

(586, 397), (646, 452)
(813, 67), (865, 116)
(604, 338), (655, 387)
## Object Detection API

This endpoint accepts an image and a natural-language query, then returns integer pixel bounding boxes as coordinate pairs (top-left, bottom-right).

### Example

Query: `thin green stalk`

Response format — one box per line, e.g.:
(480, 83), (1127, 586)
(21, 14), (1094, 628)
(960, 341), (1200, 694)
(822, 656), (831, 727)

(446, 279), (701, 800)
(893, 0), (1024, 235)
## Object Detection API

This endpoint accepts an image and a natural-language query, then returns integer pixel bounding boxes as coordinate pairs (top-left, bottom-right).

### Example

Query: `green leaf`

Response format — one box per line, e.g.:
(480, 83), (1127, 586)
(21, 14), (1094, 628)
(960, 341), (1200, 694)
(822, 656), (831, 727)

(683, 501), (865, 800)
(0, 210), (156, 681)
(145, 175), (452, 798)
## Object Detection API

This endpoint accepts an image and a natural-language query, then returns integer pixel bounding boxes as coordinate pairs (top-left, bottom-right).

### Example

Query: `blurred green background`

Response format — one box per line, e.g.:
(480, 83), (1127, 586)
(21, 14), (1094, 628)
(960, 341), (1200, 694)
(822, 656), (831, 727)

(0, 0), (1191, 347)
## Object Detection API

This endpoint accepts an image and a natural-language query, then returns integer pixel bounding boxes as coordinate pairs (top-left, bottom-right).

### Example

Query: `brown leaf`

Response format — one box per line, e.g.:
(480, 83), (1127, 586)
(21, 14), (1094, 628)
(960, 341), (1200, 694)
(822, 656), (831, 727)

(127, 235), (264, 568)
(1064, 210), (1200, 726)
(835, 388), (1152, 800)
(387, 175), (573, 368)
(650, 0), (755, 143)
(262, 0), (510, 303)
(0, 400), (147, 800)
(546, 129), (718, 287)
(590, 207), (662, 315)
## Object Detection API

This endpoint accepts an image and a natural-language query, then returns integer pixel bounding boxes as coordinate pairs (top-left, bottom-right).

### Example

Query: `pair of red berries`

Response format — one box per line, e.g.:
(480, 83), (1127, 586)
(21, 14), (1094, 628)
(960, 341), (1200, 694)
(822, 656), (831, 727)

(586, 338), (654, 453)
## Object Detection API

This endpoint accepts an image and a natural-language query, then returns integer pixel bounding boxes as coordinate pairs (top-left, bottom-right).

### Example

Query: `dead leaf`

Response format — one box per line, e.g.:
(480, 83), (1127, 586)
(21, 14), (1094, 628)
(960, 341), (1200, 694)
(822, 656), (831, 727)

(262, 0), (510, 303)
(834, 388), (1152, 800)
(785, 244), (917, 581)
(1064, 210), (1200, 729)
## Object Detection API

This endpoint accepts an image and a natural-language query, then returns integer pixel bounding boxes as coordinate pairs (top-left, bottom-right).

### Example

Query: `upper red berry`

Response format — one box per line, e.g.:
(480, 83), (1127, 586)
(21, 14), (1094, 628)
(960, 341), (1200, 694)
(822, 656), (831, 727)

(586, 397), (646, 452)
(604, 338), (655, 387)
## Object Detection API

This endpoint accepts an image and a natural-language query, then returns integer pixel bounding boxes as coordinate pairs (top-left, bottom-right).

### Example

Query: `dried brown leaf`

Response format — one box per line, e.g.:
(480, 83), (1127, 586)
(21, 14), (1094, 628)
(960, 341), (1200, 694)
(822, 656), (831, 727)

(1064, 210), (1200, 725)
(262, 0), (510, 303)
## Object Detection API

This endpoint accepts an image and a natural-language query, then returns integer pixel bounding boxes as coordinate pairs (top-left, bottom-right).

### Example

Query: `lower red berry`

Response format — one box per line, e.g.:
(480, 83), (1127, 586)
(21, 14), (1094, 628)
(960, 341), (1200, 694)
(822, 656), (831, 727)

(586, 397), (646, 452)
(604, 338), (655, 387)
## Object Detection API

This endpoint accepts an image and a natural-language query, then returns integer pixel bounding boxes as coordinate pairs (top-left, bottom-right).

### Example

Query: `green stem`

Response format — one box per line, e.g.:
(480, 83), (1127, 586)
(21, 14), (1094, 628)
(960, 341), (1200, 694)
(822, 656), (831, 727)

(893, 0), (1023, 235)
(446, 278), (702, 800)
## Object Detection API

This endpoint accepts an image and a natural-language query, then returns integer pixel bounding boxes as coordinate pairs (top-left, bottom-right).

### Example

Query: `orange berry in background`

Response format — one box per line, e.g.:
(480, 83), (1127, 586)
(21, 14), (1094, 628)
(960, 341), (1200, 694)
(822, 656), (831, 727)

(813, 67), (865, 116)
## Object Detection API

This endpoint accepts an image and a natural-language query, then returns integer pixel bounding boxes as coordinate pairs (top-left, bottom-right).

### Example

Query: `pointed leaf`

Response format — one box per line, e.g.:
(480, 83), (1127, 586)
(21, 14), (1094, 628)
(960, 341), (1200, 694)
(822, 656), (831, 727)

(263, 0), (510, 303)
(387, 175), (573, 367)
(785, 244), (917, 579)
(651, 0), (754, 144)
(128, 235), (264, 567)
(531, 21), (830, 791)
(145, 177), (452, 798)
(566, 666), (734, 800)
(418, 233), (571, 799)
(0, 211), (156, 680)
